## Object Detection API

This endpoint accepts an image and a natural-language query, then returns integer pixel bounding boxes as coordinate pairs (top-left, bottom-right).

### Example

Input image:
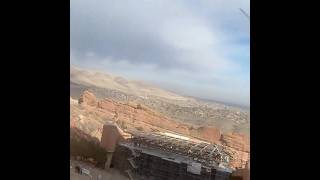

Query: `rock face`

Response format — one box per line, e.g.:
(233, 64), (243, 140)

(70, 127), (107, 167)
(193, 126), (221, 143)
(78, 91), (97, 106)
(231, 160), (250, 180)
(232, 167), (250, 180)
(71, 91), (250, 169)
(221, 133), (250, 152)
(221, 133), (250, 168)
(96, 98), (223, 143)
(71, 67), (250, 137)
(100, 124), (121, 152)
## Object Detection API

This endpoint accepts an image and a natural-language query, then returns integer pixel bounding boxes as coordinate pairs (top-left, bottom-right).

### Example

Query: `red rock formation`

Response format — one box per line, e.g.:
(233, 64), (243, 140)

(78, 90), (97, 106)
(99, 99), (223, 145)
(231, 160), (250, 180)
(231, 168), (250, 180)
(100, 124), (121, 152)
(193, 126), (221, 143)
(221, 132), (250, 169)
(96, 98), (195, 137)
(73, 92), (250, 169)
(221, 133), (250, 152)
(97, 99), (116, 112)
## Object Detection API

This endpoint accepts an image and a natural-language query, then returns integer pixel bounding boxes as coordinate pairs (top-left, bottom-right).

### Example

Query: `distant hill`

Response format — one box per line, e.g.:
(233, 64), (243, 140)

(195, 97), (250, 110)
(71, 66), (188, 101)
(70, 66), (250, 136)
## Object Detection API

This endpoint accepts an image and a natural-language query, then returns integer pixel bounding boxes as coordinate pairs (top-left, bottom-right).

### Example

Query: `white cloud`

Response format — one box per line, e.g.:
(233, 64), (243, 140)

(70, 0), (250, 106)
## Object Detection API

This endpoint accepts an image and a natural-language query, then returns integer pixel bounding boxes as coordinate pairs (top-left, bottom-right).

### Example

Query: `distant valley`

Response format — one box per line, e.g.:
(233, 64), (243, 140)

(70, 66), (250, 136)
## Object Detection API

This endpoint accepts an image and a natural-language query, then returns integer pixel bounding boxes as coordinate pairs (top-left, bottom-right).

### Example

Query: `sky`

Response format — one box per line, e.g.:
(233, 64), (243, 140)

(70, 0), (250, 106)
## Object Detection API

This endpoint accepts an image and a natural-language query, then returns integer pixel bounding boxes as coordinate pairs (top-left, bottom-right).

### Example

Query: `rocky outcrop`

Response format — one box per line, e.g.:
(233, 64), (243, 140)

(221, 133), (250, 152)
(72, 91), (250, 169)
(78, 90), (97, 106)
(226, 147), (250, 168)
(221, 133), (250, 169)
(96, 97), (248, 144)
(231, 160), (250, 180)
(96, 98), (230, 145)
(70, 127), (107, 167)
(192, 126), (221, 143)
(232, 167), (250, 180)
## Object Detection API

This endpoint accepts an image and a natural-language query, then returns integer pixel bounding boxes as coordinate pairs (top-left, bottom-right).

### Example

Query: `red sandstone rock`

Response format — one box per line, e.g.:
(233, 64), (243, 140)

(73, 91), (250, 169)
(97, 98), (223, 145)
(100, 124), (121, 152)
(78, 90), (97, 106)
(194, 126), (221, 143)
(97, 99), (117, 112)
(221, 132), (250, 152)
(221, 132), (250, 169)
(232, 167), (250, 180)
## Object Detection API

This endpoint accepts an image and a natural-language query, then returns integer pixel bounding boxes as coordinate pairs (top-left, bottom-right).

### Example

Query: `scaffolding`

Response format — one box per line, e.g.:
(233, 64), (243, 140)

(119, 145), (231, 180)
(128, 132), (231, 168)
(111, 131), (233, 180)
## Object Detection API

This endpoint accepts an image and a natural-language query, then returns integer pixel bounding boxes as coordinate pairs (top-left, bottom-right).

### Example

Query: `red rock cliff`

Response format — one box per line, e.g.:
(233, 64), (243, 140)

(74, 91), (250, 169)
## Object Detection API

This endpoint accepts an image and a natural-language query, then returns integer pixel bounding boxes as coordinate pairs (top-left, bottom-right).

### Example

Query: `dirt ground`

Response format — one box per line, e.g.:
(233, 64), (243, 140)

(70, 160), (129, 180)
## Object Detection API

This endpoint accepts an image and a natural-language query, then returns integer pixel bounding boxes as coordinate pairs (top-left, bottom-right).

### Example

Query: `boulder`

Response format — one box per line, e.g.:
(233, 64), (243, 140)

(78, 91), (97, 106)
